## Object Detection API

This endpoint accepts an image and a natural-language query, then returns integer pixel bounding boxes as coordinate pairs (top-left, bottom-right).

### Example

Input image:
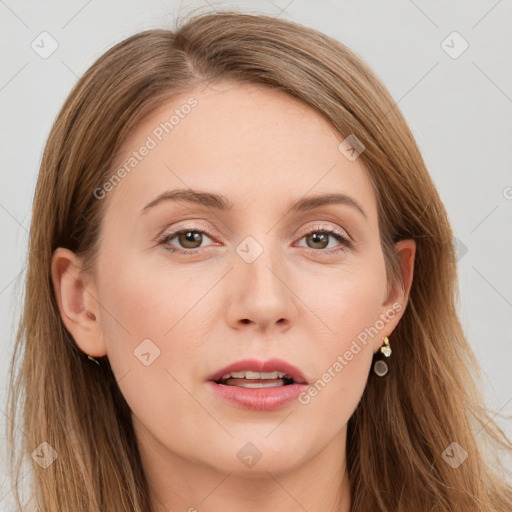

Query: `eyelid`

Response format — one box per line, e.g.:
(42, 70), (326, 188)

(295, 222), (351, 242)
(153, 219), (217, 243)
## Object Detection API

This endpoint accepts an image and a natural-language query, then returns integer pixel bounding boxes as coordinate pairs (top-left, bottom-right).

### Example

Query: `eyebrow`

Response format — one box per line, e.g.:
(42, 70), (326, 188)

(141, 189), (367, 219)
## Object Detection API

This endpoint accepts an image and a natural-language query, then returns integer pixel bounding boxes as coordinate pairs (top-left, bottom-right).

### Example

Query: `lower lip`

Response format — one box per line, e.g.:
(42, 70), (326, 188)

(207, 381), (309, 411)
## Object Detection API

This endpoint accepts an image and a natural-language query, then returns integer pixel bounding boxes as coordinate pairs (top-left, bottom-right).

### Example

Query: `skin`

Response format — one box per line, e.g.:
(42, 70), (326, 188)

(52, 80), (415, 512)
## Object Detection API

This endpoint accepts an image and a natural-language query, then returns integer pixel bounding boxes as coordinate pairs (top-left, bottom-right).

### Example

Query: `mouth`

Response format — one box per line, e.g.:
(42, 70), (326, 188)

(208, 357), (308, 387)
(207, 358), (309, 411)
(215, 370), (296, 388)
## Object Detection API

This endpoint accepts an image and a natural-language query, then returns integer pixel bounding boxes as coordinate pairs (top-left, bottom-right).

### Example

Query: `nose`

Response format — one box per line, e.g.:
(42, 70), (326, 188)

(224, 241), (298, 332)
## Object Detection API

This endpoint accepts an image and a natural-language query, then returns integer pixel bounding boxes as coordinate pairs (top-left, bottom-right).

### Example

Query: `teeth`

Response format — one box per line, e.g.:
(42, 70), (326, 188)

(234, 381), (285, 388)
(220, 371), (289, 380)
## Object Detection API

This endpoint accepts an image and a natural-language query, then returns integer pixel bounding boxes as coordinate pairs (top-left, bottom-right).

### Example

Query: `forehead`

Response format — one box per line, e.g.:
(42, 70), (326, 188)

(103, 80), (377, 224)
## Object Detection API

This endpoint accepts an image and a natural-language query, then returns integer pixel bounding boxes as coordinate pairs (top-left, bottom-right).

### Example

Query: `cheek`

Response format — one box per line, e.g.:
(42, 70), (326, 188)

(295, 257), (386, 412)
(94, 258), (204, 435)
(94, 253), (216, 401)
(96, 254), (202, 341)
(301, 251), (387, 345)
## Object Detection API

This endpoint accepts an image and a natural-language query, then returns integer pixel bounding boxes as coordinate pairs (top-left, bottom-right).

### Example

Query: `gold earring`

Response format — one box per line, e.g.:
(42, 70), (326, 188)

(373, 336), (391, 377)
(379, 336), (392, 357)
(87, 354), (101, 366)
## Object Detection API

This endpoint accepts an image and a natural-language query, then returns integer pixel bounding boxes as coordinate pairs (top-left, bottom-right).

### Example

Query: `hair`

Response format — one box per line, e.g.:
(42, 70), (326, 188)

(6, 9), (512, 512)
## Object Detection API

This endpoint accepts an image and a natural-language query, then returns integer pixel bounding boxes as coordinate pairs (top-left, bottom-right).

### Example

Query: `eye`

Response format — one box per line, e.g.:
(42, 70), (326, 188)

(158, 228), (216, 254)
(295, 226), (352, 254)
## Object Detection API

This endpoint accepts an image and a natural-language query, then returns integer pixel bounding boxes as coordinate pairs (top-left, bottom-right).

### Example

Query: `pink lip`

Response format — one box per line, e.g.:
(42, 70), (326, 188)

(207, 381), (308, 411)
(206, 358), (308, 412)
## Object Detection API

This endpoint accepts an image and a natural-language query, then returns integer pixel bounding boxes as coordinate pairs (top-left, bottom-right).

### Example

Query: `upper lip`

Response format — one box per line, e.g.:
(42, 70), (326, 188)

(208, 358), (308, 384)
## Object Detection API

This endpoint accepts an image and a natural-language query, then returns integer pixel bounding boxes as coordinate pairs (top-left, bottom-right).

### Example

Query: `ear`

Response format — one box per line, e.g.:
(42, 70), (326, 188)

(51, 247), (107, 357)
(373, 239), (416, 353)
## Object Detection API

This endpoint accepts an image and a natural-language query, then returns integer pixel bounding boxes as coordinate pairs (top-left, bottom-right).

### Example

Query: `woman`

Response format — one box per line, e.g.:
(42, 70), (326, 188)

(6, 10), (512, 512)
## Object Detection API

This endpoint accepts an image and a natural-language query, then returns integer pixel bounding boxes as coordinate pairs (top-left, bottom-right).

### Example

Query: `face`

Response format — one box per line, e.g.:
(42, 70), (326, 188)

(54, 80), (413, 481)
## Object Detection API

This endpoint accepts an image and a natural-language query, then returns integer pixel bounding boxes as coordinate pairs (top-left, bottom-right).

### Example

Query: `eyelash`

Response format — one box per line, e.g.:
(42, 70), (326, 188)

(157, 225), (352, 256)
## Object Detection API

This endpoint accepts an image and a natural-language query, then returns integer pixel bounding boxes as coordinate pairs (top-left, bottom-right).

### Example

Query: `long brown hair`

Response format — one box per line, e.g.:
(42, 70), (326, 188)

(6, 10), (512, 511)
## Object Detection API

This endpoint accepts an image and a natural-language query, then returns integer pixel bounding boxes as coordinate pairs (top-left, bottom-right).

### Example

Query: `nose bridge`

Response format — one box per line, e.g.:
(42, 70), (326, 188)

(227, 231), (296, 329)
(237, 233), (286, 295)
(246, 241), (282, 289)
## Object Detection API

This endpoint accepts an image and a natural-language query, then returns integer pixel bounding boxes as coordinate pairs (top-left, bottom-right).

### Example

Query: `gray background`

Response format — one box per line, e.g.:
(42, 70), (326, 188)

(1, 0), (511, 508)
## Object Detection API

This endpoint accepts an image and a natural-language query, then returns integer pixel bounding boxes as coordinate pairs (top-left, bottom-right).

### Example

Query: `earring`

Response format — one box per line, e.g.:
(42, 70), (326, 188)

(87, 354), (101, 366)
(373, 336), (391, 377)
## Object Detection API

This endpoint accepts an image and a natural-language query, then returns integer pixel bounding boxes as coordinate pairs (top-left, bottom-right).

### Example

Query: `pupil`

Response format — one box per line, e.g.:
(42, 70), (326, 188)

(180, 231), (201, 248)
(309, 232), (328, 249)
